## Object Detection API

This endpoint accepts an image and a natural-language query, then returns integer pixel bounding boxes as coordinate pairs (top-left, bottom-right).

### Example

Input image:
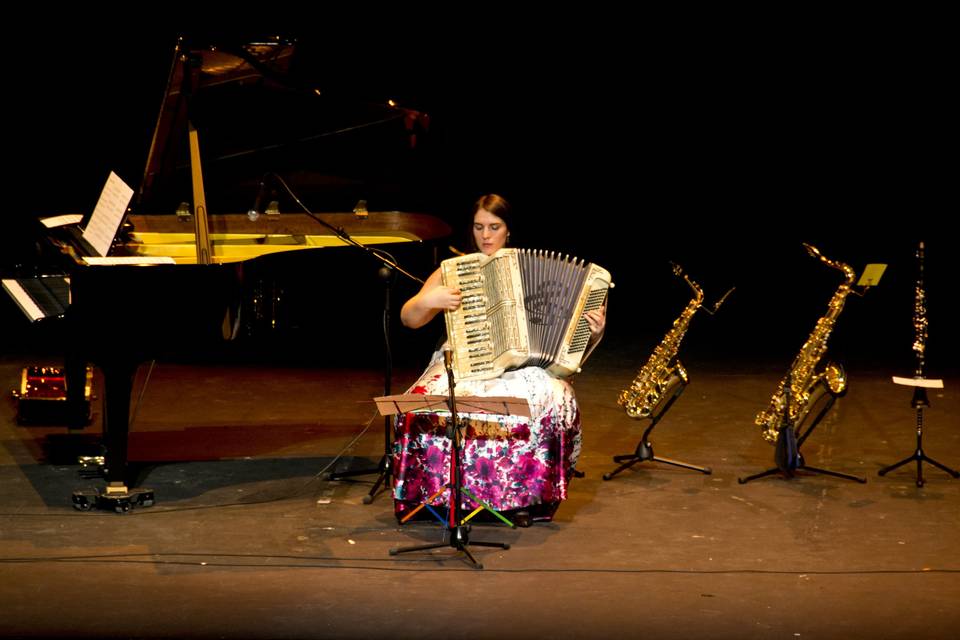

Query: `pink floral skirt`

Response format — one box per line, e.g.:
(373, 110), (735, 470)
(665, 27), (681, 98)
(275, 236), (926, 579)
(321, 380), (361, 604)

(392, 353), (582, 521)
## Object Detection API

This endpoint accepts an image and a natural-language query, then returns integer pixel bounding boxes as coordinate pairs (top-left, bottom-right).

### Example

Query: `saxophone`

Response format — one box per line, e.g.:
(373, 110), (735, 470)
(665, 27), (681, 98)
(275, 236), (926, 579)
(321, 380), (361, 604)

(618, 264), (729, 419)
(755, 243), (857, 443)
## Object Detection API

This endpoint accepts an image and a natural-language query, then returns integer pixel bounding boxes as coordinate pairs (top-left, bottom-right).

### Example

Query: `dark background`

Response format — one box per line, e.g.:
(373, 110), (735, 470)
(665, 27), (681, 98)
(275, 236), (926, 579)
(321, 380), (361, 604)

(3, 22), (956, 377)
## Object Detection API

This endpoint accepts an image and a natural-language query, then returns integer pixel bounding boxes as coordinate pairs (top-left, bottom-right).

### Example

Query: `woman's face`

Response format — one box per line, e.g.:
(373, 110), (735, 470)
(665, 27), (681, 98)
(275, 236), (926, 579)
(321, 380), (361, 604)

(473, 208), (508, 255)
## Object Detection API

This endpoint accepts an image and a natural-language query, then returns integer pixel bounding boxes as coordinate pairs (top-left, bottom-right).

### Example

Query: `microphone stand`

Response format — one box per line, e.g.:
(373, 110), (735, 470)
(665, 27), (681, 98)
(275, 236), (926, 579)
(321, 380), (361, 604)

(327, 264), (397, 502)
(262, 174), (424, 503)
(389, 349), (511, 569)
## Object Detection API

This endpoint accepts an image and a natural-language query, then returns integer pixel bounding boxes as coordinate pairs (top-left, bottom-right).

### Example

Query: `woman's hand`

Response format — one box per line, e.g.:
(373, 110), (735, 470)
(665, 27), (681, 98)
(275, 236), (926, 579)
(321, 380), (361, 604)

(401, 269), (460, 329)
(423, 286), (462, 311)
(585, 303), (606, 339)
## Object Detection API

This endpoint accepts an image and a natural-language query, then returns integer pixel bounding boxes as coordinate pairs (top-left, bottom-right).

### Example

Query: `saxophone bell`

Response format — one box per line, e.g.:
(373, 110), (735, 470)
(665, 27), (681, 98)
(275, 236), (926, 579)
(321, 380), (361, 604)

(823, 361), (846, 396)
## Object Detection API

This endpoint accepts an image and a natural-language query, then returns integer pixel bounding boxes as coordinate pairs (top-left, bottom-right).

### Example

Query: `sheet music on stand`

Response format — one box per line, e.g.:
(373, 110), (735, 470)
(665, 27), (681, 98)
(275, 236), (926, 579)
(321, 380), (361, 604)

(374, 394), (531, 418)
(892, 376), (944, 389)
(81, 171), (134, 257)
(39, 214), (84, 229)
(858, 263), (887, 287)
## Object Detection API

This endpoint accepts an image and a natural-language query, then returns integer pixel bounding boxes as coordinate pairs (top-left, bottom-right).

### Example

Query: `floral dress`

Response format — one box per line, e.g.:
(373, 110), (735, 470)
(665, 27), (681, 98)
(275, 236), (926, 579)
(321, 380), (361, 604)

(392, 349), (582, 521)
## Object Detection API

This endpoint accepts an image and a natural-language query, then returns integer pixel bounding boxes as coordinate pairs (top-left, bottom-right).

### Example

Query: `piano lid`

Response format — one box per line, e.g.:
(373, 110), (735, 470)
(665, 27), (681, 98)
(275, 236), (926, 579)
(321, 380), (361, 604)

(137, 36), (297, 209)
(134, 35), (432, 219)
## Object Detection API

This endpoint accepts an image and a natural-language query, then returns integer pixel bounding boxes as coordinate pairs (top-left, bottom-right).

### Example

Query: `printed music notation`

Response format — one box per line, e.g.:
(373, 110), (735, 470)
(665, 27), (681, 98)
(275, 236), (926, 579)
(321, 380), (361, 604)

(82, 171), (134, 257)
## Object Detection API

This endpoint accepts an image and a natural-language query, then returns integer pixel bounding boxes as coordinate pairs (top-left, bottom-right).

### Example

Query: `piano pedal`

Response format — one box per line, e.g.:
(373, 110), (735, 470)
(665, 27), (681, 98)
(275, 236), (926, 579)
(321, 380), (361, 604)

(72, 486), (155, 513)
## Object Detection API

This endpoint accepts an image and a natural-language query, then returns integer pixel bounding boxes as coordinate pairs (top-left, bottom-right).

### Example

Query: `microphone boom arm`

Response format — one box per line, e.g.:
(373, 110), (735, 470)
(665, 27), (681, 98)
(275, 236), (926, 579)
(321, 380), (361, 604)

(265, 172), (424, 285)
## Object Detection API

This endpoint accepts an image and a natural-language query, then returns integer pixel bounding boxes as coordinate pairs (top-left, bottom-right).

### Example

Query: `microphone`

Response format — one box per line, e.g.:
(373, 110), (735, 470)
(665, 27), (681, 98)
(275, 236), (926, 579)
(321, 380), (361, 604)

(443, 346), (453, 372)
(247, 178), (268, 221)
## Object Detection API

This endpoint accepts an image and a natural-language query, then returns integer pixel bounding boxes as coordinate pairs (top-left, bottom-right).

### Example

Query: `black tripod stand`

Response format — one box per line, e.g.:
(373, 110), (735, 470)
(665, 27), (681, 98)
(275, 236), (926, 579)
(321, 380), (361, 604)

(739, 375), (866, 485)
(389, 350), (512, 569)
(877, 242), (958, 487)
(878, 383), (959, 487)
(261, 176), (427, 504)
(603, 377), (712, 480)
(326, 265), (395, 503)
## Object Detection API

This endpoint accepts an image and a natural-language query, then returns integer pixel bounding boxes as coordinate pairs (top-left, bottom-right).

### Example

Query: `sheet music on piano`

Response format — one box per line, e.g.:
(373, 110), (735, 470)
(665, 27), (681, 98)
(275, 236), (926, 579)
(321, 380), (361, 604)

(3, 172), (173, 324)
(81, 171), (134, 257)
(40, 214), (84, 229)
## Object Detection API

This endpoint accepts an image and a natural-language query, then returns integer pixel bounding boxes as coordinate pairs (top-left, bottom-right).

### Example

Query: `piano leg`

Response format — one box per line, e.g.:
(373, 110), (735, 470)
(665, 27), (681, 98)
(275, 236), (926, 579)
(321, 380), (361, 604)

(101, 359), (136, 490)
(72, 358), (154, 513)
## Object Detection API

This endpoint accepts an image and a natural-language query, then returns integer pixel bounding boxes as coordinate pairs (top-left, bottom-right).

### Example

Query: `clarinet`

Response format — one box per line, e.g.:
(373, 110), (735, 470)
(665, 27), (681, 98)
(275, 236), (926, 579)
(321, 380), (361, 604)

(911, 242), (929, 407)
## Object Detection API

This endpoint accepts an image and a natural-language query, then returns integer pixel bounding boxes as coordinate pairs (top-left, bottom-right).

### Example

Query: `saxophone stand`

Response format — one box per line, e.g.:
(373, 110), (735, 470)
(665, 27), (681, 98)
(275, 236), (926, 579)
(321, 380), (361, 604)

(739, 374), (866, 484)
(387, 350), (513, 569)
(604, 376), (712, 480)
(878, 380), (958, 487)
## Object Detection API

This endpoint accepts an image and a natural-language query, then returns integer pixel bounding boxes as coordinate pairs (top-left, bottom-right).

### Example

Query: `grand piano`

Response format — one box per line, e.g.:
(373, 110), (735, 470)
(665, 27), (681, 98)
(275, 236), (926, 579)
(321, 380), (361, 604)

(3, 36), (450, 511)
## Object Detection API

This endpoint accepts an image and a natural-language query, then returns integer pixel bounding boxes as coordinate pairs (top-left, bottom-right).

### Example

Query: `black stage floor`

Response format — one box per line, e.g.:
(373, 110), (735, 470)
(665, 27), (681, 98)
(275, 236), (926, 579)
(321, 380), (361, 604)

(1, 342), (958, 639)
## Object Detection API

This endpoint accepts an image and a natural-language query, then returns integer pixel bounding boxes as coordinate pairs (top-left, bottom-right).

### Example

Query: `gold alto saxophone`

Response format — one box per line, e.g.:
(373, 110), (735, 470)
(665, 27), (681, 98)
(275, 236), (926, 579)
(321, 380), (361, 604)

(755, 243), (857, 443)
(618, 264), (731, 419)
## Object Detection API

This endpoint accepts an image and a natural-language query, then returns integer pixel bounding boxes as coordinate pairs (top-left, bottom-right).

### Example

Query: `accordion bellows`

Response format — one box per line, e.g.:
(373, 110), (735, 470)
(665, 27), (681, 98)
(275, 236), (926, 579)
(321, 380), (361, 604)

(441, 248), (613, 381)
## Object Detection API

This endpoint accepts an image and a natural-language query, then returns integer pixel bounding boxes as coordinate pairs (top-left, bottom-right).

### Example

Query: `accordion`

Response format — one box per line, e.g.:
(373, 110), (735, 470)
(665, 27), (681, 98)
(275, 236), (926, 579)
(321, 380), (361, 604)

(441, 248), (613, 381)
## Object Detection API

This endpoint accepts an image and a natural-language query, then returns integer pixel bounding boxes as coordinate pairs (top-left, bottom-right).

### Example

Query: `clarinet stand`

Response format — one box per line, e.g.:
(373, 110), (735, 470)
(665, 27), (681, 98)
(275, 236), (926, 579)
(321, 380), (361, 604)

(387, 352), (513, 569)
(326, 265), (395, 504)
(878, 243), (958, 487)
(878, 380), (958, 487)
(603, 376), (712, 480)
(739, 373), (866, 484)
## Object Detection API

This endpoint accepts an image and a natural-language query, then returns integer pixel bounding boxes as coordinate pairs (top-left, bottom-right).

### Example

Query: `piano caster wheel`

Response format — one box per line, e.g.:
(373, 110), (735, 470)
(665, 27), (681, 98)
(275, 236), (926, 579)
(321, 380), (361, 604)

(72, 489), (97, 510)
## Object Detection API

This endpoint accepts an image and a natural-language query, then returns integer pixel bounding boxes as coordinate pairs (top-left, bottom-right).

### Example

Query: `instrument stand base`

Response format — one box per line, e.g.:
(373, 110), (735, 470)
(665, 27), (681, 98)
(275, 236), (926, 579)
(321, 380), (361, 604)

(605, 379), (711, 481)
(604, 441), (712, 480)
(878, 449), (959, 488)
(390, 523), (510, 570)
(738, 454), (866, 484)
(72, 486), (155, 513)
(878, 399), (959, 487)
(325, 454), (391, 505)
(390, 482), (514, 569)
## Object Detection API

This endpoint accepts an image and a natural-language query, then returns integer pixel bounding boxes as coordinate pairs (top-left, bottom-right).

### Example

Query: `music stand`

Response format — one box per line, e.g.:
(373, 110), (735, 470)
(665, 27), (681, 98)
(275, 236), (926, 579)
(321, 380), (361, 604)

(878, 377), (959, 487)
(378, 380), (526, 568)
